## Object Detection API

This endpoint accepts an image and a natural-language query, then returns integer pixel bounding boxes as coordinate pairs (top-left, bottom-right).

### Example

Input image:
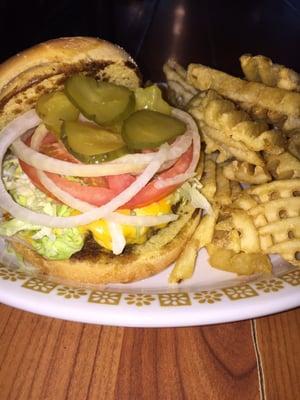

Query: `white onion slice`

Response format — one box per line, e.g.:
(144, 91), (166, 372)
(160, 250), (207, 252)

(154, 109), (201, 188)
(12, 138), (147, 176)
(12, 132), (192, 176)
(114, 130), (193, 167)
(30, 132), (179, 226)
(37, 168), (178, 225)
(108, 221), (126, 255)
(0, 110), (41, 149)
(30, 123), (48, 149)
(0, 112), (169, 227)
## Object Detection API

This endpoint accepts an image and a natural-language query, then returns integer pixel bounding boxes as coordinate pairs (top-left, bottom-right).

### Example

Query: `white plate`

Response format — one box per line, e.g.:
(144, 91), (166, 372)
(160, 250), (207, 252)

(0, 241), (299, 327)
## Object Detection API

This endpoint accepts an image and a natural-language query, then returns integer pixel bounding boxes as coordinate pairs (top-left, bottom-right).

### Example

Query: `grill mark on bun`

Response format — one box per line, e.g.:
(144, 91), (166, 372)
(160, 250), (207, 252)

(0, 60), (123, 109)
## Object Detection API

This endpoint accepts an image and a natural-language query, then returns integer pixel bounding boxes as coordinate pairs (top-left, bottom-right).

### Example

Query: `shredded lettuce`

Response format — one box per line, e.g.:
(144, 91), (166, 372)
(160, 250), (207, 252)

(178, 177), (212, 213)
(30, 228), (84, 260)
(1, 154), (84, 260)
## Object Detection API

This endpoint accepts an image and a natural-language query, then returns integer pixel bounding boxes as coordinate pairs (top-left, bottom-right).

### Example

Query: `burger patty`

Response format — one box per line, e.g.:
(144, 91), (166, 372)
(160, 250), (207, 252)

(71, 202), (196, 262)
(71, 200), (185, 261)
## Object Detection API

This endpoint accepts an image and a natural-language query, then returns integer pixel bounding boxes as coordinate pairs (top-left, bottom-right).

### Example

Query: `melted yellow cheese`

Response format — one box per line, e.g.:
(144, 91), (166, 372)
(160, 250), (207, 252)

(79, 197), (173, 251)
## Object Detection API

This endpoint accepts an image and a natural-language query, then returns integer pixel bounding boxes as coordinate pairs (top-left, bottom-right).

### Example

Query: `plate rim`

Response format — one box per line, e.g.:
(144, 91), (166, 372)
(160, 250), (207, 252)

(0, 262), (299, 327)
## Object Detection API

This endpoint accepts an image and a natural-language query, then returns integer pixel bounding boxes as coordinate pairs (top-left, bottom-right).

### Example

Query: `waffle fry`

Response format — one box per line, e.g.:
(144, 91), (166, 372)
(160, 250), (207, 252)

(247, 180), (300, 266)
(214, 177), (299, 268)
(287, 133), (300, 159)
(258, 216), (300, 237)
(215, 165), (232, 206)
(223, 160), (272, 184)
(240, 54), (300, 92)
(231, 209), (261, 253)
(213, 225), (241, 253)
(198, 124), (264, 166)
(237, 101), (287, 128)
(230, 179), (242, 200)
(206, 244), (272, 275)
(253, 213), (274, 252)
(200, 156), (217, 201)
(232, 192), (258, 211)
(268, 240), (300, 267)
(282, 116), (300, 132)
(201, 157), (242, 204)
(237, 104), (300, 137)
(187, 63), (300, 117)
(202, 131), (235, 163)
(165, 56), (300, 281)
(248, 179), (300, 201)
(189, 93), (266, 166)
(212, 205), (260, 253)
(264, 151), (300, 179)
(249, 197), (300, 222)
(214, 211), (241, 252)
(190, 90), (285, 154)
(163, 60), (198, 108)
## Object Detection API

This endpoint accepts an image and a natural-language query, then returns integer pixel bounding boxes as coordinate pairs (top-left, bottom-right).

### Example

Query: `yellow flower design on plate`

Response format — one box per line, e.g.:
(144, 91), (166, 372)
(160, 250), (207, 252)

(124, 293), (155, 307)
(255, 279), (284, 293)
(193, 290), (223, 304)
(280, 269), (300, 286)
(88, 290), (122, 305)
(22, 277), (57, 293)
(56, 286), (88, 299)
(159, 293), (191, 307)
(223, 284), (258, 300)
(0, 265), (27, 282)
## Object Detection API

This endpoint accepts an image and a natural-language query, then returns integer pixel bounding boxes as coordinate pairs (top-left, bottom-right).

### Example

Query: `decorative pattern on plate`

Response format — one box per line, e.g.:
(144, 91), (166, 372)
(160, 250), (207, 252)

(22, 277), (57, 293)
(280, 269), (300, 286)
(255, 279), (285, 293)
(0, 265), (27, 282)
(56, 286), (88, 299)
(158, 292), (191, 307)
(124, 294), (156, 307)
(88, 290), (122, 305)
(0, 262), (299, 325)
(222, 284), (258, 300)
(193, 290), (223, 304)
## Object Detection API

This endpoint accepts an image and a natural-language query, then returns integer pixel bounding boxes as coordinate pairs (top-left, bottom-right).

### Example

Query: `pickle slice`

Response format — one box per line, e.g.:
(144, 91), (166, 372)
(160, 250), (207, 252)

(65, 74), (135, 125)
(36, 91), (79, 136)
(122, 110), (186, 150)
(62, 121), (125, 156)
(66, 146), (129, 164)
(134, 85), (171, 115)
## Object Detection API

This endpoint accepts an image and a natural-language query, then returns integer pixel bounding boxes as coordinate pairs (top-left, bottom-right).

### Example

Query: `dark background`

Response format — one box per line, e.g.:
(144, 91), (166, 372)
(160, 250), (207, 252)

(1, 0), (300, 82)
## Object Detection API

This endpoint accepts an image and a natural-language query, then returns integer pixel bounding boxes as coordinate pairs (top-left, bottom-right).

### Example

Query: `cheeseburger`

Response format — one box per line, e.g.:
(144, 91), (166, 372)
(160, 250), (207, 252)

(0, 37), (208, 284)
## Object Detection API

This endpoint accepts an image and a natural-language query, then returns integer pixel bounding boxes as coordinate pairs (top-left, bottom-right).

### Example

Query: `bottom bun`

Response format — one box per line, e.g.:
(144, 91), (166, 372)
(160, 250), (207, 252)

(11, 204), (200, 284)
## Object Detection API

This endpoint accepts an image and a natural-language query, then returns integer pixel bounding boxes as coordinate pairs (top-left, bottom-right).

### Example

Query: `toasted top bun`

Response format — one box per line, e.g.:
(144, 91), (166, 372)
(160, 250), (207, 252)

(0, 36), (141, 129)
(1, 37), (199, 284)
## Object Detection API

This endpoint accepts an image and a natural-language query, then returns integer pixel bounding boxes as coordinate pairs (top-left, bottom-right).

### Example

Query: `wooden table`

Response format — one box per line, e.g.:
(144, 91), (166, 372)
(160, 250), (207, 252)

(0, 304), (299, 400)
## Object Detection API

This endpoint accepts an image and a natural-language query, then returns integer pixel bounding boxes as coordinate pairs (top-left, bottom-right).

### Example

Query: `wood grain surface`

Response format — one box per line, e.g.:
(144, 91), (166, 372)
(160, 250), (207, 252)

(0, 304), (299, 400)
(254, 309), (300, 400)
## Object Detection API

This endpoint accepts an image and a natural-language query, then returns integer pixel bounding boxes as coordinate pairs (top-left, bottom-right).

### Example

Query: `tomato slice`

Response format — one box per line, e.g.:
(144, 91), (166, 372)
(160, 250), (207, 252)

(19, 132), (193, 209)
(123, 146), (193, 208)
(20, 133), (115, 206)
